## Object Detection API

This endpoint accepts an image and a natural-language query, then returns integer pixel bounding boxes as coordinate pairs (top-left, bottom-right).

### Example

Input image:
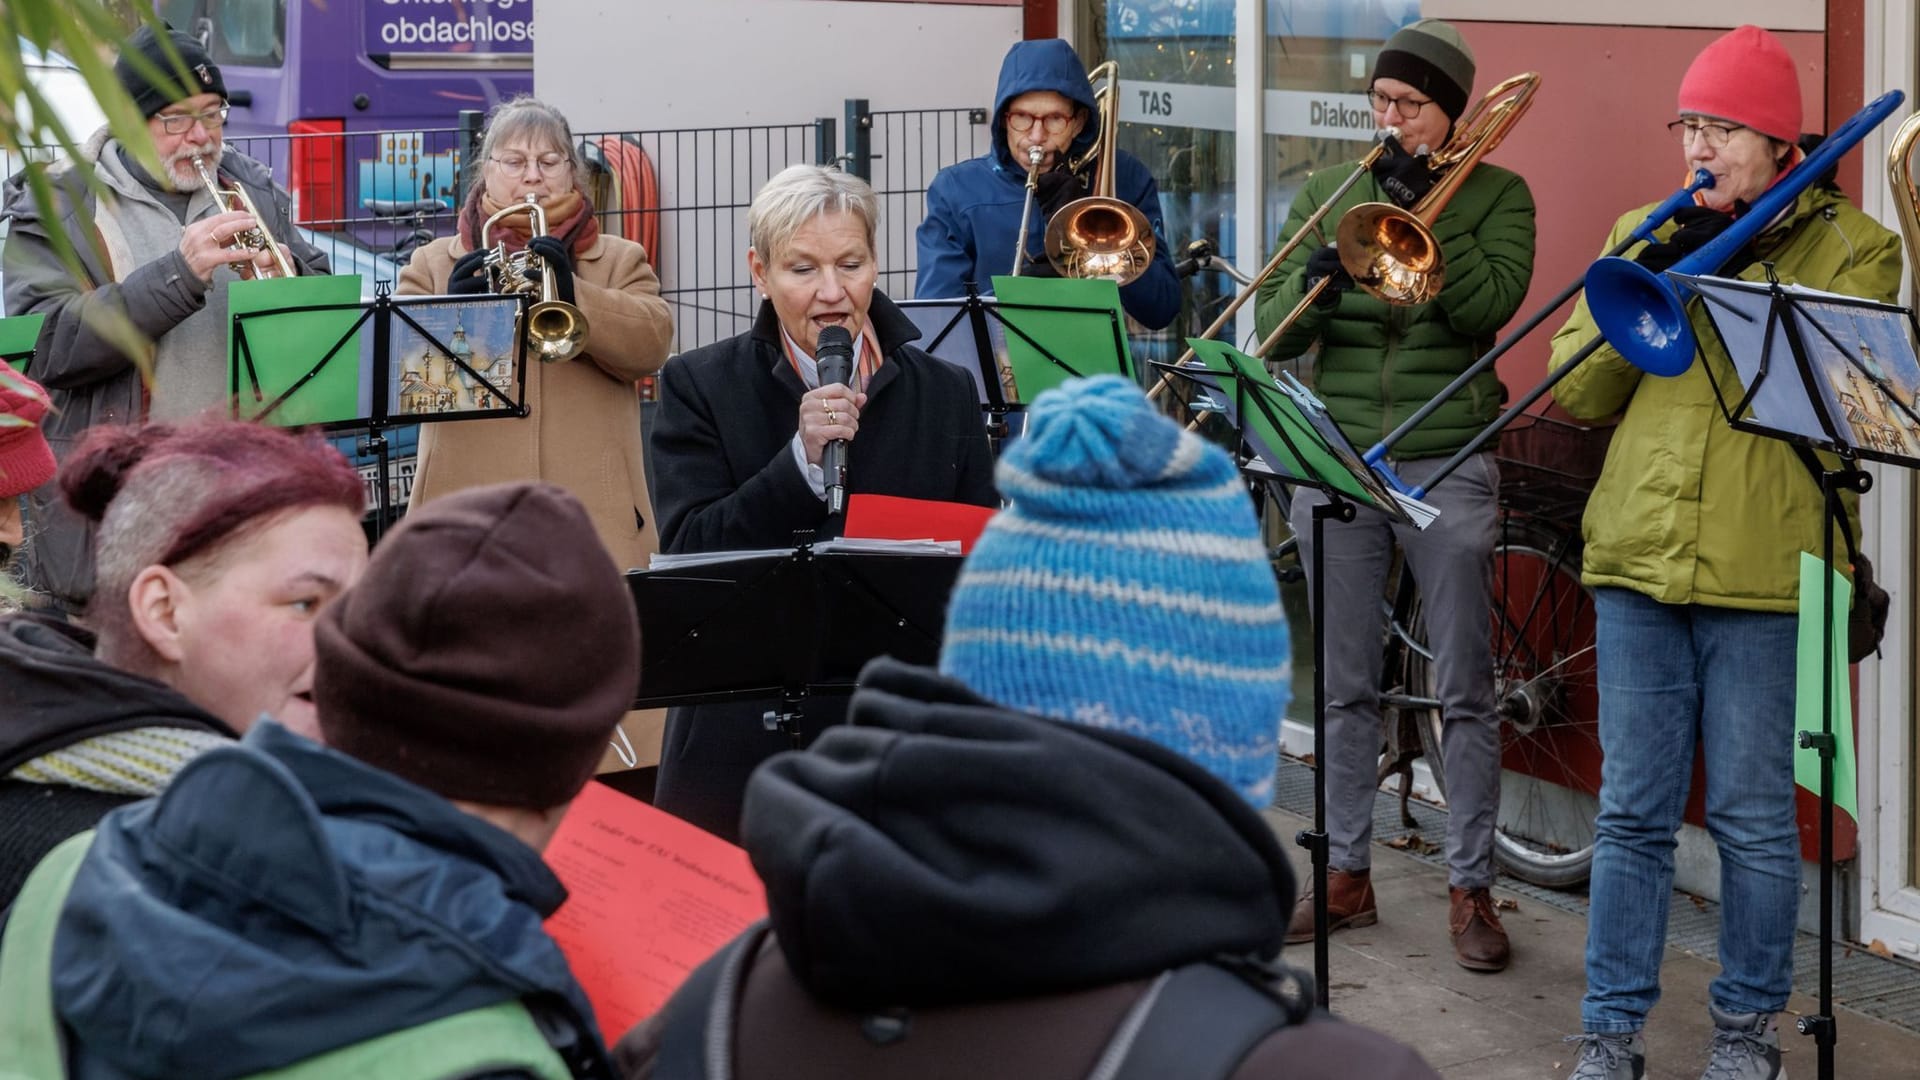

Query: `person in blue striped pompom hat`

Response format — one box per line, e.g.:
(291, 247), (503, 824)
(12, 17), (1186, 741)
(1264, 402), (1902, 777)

(939, 372), (1290, 807)
(614, 376), (1442, 1080)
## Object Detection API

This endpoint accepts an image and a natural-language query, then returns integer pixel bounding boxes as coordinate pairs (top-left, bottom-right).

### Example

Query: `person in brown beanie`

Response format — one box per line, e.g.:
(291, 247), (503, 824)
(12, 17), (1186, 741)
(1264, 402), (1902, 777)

(0, 482), (637, 1078)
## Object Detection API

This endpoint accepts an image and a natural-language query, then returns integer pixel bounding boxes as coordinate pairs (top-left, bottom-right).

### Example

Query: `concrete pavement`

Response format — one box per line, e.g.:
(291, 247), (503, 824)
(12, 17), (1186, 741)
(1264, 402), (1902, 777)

(1264, 805), (1920, 1079)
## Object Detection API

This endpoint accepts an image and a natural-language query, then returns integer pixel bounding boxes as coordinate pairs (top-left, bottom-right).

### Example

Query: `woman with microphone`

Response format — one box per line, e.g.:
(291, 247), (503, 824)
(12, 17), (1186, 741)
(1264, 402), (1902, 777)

(649, 164), (996, 840)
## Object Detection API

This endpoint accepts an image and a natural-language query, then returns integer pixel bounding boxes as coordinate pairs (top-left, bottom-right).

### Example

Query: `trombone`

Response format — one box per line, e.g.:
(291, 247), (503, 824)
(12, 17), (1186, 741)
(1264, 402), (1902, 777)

(1009, 146), (1045, 277)
(1888, 109), (1920, 280)
(480, 193), (590, 363)
(191, 154), (292, 279)
(1043, 61), (1156, 283)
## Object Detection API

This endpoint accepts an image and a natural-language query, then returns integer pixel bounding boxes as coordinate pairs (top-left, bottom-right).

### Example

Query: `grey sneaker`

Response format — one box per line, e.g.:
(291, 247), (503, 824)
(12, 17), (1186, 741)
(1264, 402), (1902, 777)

(1564, 1031), (1646, 1080)
(1701, 1004), (1785, 1079)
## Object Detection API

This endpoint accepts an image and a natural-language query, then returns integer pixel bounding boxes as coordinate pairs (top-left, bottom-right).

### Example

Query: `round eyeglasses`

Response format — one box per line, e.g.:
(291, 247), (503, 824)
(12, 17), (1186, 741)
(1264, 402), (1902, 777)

(1366, 89), (1433, 118)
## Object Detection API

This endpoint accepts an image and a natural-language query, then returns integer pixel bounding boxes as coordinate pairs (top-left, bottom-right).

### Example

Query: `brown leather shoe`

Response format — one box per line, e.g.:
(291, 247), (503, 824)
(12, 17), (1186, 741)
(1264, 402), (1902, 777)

(1448, 886), (1511, 972)
(1285, 868), (1377, 945)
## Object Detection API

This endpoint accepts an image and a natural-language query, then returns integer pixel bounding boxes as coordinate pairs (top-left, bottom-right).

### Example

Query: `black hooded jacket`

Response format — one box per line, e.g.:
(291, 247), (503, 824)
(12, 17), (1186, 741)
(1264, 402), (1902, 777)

(0, 612), (233, 907)
(616, 660), (1437, 1078)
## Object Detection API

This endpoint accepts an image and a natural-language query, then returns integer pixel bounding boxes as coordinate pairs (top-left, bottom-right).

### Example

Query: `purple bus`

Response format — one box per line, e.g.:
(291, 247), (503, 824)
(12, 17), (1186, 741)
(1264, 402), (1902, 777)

(159, 0), (533, 235)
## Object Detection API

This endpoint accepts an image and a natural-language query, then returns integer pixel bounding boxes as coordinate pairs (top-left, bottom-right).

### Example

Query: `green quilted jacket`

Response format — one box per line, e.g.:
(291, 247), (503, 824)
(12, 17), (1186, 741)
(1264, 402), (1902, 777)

(1550, 183), (1903, 612)
(1253, 158), (1536, 458)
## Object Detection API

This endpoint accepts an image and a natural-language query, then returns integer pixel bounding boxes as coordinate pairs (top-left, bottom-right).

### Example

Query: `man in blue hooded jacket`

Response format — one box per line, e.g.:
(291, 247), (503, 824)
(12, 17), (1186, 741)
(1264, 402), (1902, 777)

(914, 38), (1180, 330)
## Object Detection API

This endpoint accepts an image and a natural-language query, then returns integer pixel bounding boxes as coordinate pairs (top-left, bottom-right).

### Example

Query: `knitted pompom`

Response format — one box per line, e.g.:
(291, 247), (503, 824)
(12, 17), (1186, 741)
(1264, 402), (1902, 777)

(1003, 375), (1180, 492)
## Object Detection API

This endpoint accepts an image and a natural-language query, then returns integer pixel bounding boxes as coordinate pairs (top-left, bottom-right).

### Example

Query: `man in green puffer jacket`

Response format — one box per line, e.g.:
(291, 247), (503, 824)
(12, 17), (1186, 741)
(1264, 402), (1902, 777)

(1549, 25), (1903, 1080)
(1252, 18), (1536, 976)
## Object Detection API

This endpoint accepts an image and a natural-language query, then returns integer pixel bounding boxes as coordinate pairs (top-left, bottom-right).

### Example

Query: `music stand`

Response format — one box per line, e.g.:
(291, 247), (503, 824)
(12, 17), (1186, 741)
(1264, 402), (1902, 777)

(1681, 268), (1920, 1080)
(229, 281), (527, 538)
(625, 544), (963, 739)
(901, 277), (1133, 448)
(1157, 340), (1433, 1009)
(0, 314), (45, 374)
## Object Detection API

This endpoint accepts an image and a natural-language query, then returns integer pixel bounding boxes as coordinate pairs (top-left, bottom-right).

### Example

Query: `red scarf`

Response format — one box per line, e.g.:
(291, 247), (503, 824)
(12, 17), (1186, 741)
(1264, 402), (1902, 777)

(459, 186), (601, 256)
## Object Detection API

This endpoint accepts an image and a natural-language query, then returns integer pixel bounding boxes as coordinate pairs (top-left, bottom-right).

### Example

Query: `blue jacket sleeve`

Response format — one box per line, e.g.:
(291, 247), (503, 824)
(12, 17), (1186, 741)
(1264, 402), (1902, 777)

(1112, 153), (1180, 330)
(914, 173), (978, 301)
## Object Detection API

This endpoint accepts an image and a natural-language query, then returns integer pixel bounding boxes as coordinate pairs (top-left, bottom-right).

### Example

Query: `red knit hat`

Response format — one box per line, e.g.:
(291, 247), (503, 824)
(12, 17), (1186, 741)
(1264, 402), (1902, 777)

(1677, 25), (1802, 142)
(0, 371), (56, 499)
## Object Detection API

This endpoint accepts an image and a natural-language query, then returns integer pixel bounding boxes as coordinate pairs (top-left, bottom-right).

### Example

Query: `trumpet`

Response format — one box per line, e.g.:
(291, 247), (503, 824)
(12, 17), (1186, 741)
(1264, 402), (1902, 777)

(480, 194), (590, 364)
(1044, 61), (1156, 283)
(191, 154), (292, 279)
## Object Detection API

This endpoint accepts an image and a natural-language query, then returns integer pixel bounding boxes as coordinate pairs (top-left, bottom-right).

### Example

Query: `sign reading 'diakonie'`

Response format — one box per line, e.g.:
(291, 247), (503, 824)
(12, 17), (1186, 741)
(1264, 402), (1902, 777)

(1115, 80), (1376, 142)
(370, 0), (534, 54)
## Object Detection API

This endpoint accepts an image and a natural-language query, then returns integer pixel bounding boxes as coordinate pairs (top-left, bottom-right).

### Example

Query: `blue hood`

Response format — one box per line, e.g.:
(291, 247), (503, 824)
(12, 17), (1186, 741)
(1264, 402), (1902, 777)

(51, 722), (605, 1079)
(991, 38), (1100, 172)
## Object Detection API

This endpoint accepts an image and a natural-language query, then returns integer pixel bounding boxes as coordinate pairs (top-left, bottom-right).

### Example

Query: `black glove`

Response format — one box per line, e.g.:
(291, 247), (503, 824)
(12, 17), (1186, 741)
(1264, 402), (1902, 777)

(1035, 166), (1091, 219)
(1305, 245), (1352, 309)
(1633, 201), (1755, 276)
(1370, 134), (1438, 209)
(446, 248), (492, 295)
(526, 235), (577, 305)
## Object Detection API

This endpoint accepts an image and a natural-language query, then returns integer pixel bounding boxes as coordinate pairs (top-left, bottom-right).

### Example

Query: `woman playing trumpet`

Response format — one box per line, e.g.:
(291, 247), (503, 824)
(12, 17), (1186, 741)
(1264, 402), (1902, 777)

(1251, 18), (1537, 974)
(398, 95), (674, 571)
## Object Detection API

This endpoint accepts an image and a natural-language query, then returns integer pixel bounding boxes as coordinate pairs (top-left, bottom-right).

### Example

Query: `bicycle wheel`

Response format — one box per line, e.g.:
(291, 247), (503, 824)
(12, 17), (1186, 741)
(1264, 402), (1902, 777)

(1405, 515), (1600, 889)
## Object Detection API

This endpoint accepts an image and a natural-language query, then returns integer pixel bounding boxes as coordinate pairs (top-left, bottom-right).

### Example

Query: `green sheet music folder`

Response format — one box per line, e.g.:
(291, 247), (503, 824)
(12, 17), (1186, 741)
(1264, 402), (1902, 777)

(988, 275), (1132, 402)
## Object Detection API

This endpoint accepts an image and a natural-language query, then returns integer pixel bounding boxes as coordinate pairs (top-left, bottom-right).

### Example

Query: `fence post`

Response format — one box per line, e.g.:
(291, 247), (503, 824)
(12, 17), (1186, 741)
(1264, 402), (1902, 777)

(814, 117), (838, 167)
(843, 98), (872, 181)
(455, 108), (485, 208)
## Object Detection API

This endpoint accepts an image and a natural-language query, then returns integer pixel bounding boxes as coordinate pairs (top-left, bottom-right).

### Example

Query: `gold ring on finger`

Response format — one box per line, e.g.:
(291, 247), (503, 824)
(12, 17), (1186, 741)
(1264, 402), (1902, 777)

(827, 409), (838, 425)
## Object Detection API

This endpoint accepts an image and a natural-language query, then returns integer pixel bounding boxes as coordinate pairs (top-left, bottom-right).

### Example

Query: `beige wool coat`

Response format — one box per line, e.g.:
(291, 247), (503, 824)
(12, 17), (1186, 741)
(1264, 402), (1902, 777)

(397, 233), (674, 570)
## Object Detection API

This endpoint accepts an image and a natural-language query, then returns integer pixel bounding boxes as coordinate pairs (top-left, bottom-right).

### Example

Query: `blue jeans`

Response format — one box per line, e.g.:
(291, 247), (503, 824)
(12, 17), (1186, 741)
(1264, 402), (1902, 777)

(1581, 588), (1801, 1032)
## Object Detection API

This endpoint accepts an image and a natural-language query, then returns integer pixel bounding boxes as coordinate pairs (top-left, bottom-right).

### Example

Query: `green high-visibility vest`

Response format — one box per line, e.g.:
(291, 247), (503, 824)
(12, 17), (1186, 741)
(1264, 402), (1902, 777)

(0, 832), (577, 1080)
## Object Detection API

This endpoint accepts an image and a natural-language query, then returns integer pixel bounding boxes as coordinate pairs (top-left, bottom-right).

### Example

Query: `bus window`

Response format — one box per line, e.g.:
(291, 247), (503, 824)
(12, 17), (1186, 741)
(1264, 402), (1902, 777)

(162, 0), (285, 68)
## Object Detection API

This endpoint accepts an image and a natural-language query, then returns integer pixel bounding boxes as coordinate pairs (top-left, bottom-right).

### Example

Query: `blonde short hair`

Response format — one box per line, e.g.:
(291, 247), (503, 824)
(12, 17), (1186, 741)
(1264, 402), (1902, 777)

(749, 165), (878, 261)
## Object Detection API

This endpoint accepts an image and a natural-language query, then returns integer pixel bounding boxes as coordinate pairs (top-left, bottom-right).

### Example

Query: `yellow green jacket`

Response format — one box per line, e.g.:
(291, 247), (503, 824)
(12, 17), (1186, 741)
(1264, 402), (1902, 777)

(1550, 183), (1903, 612)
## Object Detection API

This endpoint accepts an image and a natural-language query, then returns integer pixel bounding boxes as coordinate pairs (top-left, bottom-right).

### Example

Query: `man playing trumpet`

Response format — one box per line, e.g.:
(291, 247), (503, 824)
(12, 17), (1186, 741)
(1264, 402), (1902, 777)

(1, 24), (327, 616)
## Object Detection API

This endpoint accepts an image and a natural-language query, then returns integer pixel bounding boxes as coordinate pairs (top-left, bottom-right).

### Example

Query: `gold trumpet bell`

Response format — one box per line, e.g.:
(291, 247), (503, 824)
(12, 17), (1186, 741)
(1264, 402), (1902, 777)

(1044, 195), (1155, 283)
(1337, 203), (1445, 305)
(526, 299), (589, 363)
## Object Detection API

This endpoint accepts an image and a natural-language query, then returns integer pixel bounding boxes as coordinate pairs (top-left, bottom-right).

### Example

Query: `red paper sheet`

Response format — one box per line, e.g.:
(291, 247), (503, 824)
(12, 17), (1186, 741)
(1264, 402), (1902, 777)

(543, 781), (767, 1039)
(843, 493), (997, 553)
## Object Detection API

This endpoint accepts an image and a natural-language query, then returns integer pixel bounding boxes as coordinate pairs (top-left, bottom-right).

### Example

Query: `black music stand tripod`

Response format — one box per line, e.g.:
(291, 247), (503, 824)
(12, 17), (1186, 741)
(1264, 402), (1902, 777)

(1682, 267), (1920, 1080)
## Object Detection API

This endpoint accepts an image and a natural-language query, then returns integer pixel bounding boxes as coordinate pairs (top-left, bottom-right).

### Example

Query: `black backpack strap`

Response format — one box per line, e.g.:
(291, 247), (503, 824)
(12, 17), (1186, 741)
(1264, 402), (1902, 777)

(653, 920), (772, 1080)
(1089, 958), (1312, 1080)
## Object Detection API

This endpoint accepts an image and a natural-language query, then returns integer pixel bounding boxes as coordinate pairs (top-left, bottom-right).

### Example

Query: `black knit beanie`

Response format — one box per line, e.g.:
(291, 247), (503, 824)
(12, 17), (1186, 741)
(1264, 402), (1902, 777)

(115, 25), (227, 118)
(314, 482), (640, 810)
(1373, 19), (1477, 122)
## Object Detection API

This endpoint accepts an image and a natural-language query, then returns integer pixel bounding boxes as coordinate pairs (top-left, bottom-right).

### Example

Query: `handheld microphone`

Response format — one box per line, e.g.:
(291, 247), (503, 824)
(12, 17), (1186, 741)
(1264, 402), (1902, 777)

(815, 325), (854, 515)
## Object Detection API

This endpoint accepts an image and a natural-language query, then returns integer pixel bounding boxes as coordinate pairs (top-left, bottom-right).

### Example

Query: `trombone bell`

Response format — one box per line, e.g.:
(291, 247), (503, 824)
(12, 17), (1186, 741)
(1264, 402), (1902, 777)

(1043, 60), (1157, 285)
(1337, 206), (1444, 304)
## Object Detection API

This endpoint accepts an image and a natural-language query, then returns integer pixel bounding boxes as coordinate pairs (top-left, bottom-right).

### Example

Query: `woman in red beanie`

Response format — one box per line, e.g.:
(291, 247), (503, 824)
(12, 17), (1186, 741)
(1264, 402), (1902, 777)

(1549, 25), (1903, 1080)
(0, 370), (58, 595)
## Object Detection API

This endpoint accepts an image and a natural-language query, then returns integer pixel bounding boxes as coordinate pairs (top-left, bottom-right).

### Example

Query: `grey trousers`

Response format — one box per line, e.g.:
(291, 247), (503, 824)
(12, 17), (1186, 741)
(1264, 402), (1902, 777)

(1289, 451), (1502, 889)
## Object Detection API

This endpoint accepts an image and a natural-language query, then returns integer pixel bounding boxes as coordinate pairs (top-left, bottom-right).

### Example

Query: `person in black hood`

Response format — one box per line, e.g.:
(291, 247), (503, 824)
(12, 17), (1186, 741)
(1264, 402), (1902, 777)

(617, 377), (1436, 1078)
(0, 418), (367, 906)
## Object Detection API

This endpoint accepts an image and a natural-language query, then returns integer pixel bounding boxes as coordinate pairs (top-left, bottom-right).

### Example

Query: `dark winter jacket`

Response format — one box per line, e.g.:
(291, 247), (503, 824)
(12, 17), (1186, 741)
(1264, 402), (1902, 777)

(617, 660), (1439, 1079)
(914, 39), (1181, 330)
(1252, 154), (1536, 458)
(0, 612), (233, 907)
(650, 291), (997, 554)
(0, 129), (329, 608)
(32, 721), (610, 1079)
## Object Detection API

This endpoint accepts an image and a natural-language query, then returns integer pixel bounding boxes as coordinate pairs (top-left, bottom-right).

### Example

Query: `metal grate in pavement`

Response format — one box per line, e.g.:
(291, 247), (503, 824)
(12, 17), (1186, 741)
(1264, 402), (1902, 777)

(1270, 755), (1920, 1033)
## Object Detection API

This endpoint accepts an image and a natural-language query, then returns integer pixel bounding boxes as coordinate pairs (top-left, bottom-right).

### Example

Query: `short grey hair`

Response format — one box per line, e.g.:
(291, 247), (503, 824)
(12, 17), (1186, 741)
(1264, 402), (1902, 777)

(478, 95), (582, 178)
(749, 165), (879, 261)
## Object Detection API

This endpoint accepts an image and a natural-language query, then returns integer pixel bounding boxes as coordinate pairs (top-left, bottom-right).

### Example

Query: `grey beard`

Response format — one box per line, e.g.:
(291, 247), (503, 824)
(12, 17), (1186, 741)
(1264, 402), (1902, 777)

(162, 143), (224, 194)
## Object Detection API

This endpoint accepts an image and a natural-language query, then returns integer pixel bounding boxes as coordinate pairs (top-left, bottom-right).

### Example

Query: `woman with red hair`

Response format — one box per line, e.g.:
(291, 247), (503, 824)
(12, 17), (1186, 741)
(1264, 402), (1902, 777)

(0, 418), (368, 905)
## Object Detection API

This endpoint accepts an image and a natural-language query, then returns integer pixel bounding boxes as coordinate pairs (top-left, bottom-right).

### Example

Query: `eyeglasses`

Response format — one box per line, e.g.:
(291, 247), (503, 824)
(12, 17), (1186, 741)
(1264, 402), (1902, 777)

(1006, 111), (1074, 134)
(488, 153), (573, 175)
(1366, 89), (1433, 118)
(1667, 119), (1746, 149)
(156, 105), (229, 134)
